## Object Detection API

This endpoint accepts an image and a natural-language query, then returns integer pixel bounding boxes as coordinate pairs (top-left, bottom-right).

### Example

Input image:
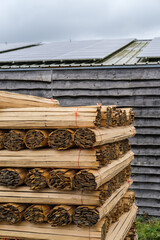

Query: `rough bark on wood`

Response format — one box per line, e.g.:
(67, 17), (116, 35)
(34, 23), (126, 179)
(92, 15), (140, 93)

(110, 191), (135, 224)
(25, 168), (50, 191)
(47, 205), (75, 226)
(0, 130), (5, 149)
(73, 182), (132, 227)
(73, 206), (99, 227)
(110, 199), (124, 223)
(47, 169), (76, 190)
(0, 203), (26, 224)
(98, 181), (113, 203)
(3, 130), (25, 151)
(121, 165), (132, 183)
(48, 129), (75, 150)
(105, 204), (138, 240)
(24, 130), (49, 149)
(73, 151), (134, 191)
(0, 168), (27, 188)
(104, 107), (134, 127)
(74, 126), (136, 148)
(123, 191), (135, 212)
(24, 205), (51, 224)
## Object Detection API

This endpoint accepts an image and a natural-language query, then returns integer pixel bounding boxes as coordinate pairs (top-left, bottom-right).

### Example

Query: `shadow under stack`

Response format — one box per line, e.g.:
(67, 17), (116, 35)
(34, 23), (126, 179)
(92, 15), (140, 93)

(0, 91), (138, 240)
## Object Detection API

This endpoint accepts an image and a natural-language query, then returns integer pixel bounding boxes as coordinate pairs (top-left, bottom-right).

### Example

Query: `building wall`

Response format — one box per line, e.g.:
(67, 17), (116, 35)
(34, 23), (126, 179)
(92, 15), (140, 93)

(0, 67), (160, 216)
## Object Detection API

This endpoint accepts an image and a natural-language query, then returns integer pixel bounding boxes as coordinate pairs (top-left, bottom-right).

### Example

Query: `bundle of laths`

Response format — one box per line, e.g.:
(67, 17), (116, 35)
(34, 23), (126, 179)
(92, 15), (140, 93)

(0, 91), (137, 240)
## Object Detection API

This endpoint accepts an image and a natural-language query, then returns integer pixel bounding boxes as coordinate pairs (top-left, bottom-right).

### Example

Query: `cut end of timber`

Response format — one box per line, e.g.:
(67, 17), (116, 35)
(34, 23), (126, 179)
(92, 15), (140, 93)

(24, 205), (51, 224)
(48, 129), (75, 150)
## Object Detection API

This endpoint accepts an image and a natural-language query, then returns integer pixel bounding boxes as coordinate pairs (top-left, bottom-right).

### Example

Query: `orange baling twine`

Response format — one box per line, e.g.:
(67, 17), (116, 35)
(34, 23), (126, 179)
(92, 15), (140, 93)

(81, 191), (83, 205)
(97, 103), (102, 106)
(75, 107), (81, 128)
(128, 178), (133, 184)
(77, 149), (82, 168)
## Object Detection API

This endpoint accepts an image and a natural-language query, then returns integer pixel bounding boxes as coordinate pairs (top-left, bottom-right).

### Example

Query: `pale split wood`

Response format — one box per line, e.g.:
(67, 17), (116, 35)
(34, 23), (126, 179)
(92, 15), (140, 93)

(0, 216), (106, 236)
(124, 220), (137, 240)
(0, 106), (135, 129)
(98, 180), (133, 220)
(74, 125), (136, 148)
(105, 204), (138, 240)
(73, 180), (133, 227)
(93, 125), (136, 146)
(0, 216), (109, 240)
(0, 205), (137, 240)
(0, 185), (109, 206)
(0, 148), (99, 169)
(47, 161), (130, 191)
(93, 151), (134, 189)
(0, 165), (131, 206)
(0, 106), (100, 112)
(92, 126), (136, 147)
(0, 148), (133, 171)
(0, 106), (101, 129)
(73, 151), (134, 190)
(0, 90), (59, 108)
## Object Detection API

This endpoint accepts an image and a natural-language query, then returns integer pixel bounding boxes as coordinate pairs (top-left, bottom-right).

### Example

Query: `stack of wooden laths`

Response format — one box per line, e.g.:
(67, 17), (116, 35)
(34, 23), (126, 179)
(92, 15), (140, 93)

(0, 91), (138, 240)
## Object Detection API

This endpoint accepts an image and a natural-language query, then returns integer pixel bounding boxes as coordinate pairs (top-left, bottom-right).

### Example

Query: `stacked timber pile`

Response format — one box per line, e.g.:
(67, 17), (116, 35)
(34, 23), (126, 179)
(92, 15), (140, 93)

(0, 91), (138, 240)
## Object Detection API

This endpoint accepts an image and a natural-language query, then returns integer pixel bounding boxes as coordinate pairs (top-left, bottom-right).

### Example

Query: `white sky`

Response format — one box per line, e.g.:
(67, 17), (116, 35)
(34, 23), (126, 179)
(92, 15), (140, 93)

(0, 0), (160, 43)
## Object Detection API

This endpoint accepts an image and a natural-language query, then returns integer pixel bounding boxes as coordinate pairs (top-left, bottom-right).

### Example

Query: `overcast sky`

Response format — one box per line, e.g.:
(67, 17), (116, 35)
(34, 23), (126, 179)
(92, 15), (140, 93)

(0, 0), (160, 43)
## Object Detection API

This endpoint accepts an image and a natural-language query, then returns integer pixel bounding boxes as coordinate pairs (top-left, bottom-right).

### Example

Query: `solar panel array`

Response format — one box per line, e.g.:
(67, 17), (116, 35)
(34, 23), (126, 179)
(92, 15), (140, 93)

(138, 37), (160, 58)
(0, 38), (135, 62)
(0, 42), (40, 53)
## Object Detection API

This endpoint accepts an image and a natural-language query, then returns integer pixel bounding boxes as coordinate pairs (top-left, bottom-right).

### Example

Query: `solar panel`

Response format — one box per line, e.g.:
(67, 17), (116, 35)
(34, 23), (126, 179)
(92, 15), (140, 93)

(0, 42), (40, 53)
(0, 38), (135, 62)
(138, 37), (160, 58)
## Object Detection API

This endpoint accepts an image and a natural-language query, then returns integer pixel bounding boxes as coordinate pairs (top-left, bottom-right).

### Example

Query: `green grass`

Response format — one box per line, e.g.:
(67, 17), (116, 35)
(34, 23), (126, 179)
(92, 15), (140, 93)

(137, 215), (160, 240)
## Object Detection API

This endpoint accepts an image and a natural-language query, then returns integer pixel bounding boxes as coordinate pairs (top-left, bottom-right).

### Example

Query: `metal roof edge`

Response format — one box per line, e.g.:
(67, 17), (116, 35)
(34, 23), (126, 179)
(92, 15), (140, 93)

(0, 64), (160, 72)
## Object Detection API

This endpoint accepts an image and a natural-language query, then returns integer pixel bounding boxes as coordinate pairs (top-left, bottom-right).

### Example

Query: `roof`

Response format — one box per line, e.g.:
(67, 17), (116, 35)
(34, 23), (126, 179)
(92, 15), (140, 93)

(0, 42), (40, 54)
(0, 38), (159, 69)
